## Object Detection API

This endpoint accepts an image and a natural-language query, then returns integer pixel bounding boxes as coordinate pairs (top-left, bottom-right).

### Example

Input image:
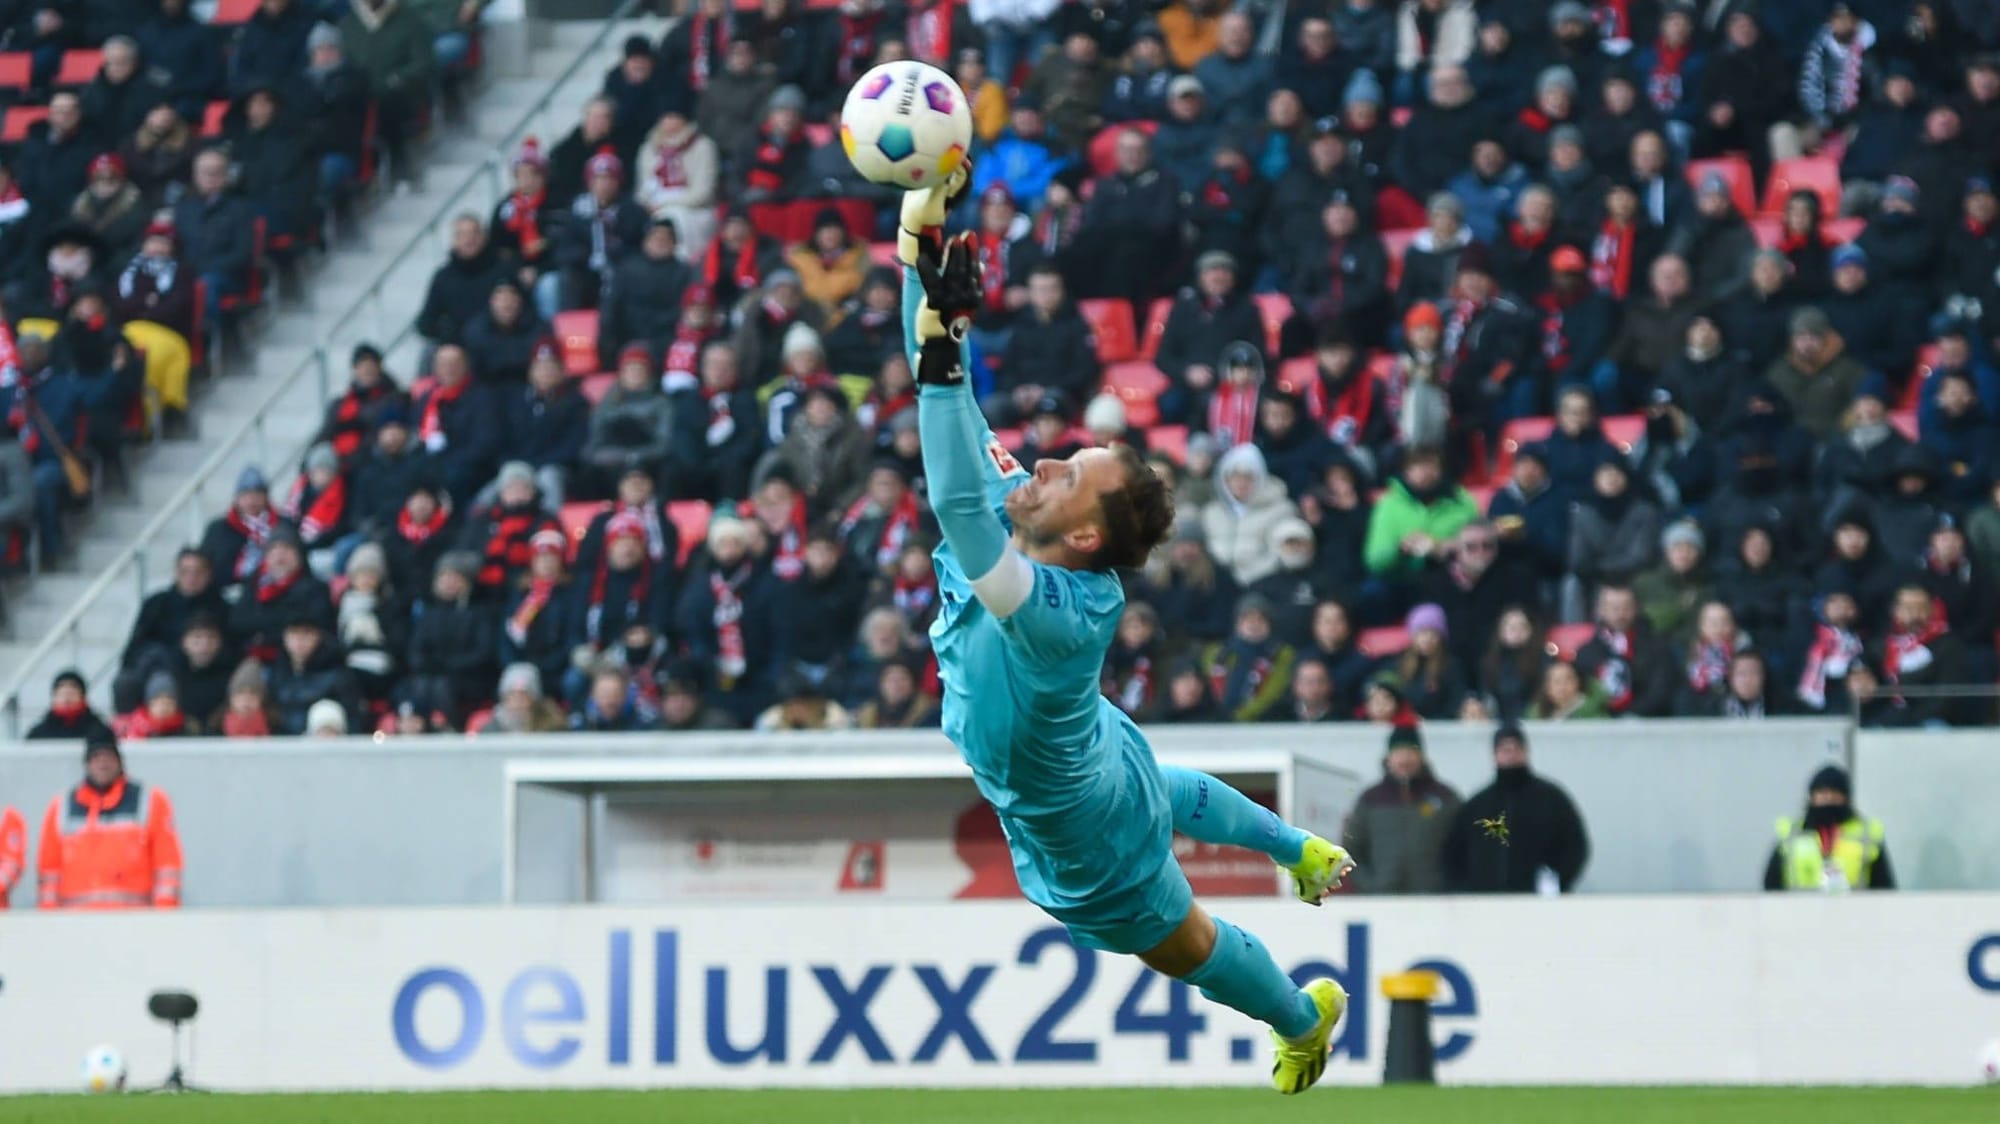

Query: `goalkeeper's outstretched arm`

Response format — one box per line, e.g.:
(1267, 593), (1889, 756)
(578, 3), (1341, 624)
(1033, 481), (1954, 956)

(904, 181), (1034, 618)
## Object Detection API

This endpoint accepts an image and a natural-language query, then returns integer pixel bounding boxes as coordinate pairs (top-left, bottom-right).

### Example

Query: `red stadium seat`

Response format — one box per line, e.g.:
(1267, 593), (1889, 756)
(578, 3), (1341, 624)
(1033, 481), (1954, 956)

(0, 52), (32, 91)
(1760, 156), (1842, 219)
(1140, 297), (1172, 361)
(559, 501), (608, 552)
(212, 0), (259, 21)
(1382, 229), (1418, 292)
(552, 310), (599, 376)
(1086, 121), (1157, 178)
(578, 373), (616, 404)
(54, 49), (101, 87)
(1600, 414), (1646, 454)
(803, 122), (833, 147)
(868, 241), (899, 268)
(200, 99), (229, 139)
(1146, 425), (1188, 464)
(1491, 415), (1556, 481)
(1903, 343), (1943, 410)
(463, 708), (495, 735)
(1104, 361), (1168, 429)
(666, 500), (712, 565)
(1823, 216), (1864, 244)
(1275, 356), (1317, 394)
(1358, 626), (1410, 658)
(1, 105), (48, 144)
(1888, 409), (1918, 441)
(1077, 298), (1138, 363)
(993, 426), (1023, 449)
(1252, 293), (1291, 356)
(1747, 216), (1783, 248)
(1684, 155), (1756, 218)
(1463, 483), (1496, 512)
(1544, 622), (1595, 662)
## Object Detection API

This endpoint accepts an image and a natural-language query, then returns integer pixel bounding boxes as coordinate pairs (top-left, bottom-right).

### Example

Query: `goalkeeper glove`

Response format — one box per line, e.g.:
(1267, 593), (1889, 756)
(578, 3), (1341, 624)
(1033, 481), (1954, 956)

(912, 231), (982, 386)
(897, 162), (974, 271)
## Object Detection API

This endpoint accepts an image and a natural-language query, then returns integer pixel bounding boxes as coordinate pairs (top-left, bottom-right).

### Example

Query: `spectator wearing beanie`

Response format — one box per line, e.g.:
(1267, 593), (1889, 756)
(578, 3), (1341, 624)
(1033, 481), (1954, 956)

(462, 460), (560, 593)
(1270, 123), (1376, 274)
(279, 442), (351, 561)
(29, 670), (115, 742)
(1488, 442), (1571, 583)
(1138, 522), (1241, 648)
(70, 151), (149, 263)
(338, 541), (408, 704)
(549, 147), (648, 314)
(1764, 306), (1866, 442)
(1634, 519), (1714, 642)
(568, 510), (674, 683)
(462, 277), (548, 386)
(1541, 247), (1626, 400)
(414, 345), (502, 505)
(1249, 516), (1343, 639)
(492, 140), (558, 291)
(1670, 170), (1758, 298)
(117, 668), (193, 740)
(1563, 459), (1663, 619)
(766, 384), (872, 512)
(1395, 602), (1469, 719)
(349, 406), (431, 544)
(583, 345), (676, 496)
(490, 662), (568, 733)
(269, 610), (360, 736)
(1873, 444), (1946, 566)
(677, 514), (790, 724)
(403, 549), (498, 725)
(316, 344), (407, 467)
(1344, 725), (1461, 894)
(1156, 251), (1264, 427)
(1823, 243), (1916, 379)
(504, 339), (590, 508)
(1919, 369), (1999, 510)
(785, 208), (867, 317)
(499, 528), (576, 692)
(1253, 387), (1343, 501)
(1202, 593), (1298, 722)
(1396, 192), (1475, 312)
(732, 269), (825, 387)
(291, 24), (373, 218)
(303, 697), (348, 737)
(736, 85), (811, 202)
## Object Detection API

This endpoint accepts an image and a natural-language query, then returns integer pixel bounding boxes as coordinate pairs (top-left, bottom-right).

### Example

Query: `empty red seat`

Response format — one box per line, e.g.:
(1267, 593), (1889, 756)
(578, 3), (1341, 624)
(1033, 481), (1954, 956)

(1, 105), (48, 144)
(1252, 292), (1291, 356)
(666, 500), (712, 565)
(53, 49), (101, 87)
(1491, 415), (1556, 481)
(200, 99), (229, 138)
(993, 426), (1023, 449)
(1275, 356), (1317, 394)
(1077, 298), (1138, 363)
(1600, 414), (1646, 454)
(1684, 154), (1756, 218)
(1382, 229), (1419, 292)
(211, 0), (259, 21)
(1747, 216), (1783, 248)
(1147, 424), (1188, 464)
(868, 242), (899, 268)
(1822, 216), (1865, 244)
(1544, 622), (1596, 662)
(0, 52), (32, 91)
(803, 122), (833, 147)
(1086, 121), (1157, 178)
(1140, 297), (1172, 361)
(1105, 362), (1167, 428)
(1358, 626), (1410, 658)
(1888, 409), (1918, 441)
(578, 373), (616, 404)
(1462, 483), (1496, 512)
(559, 501), (609, 552)
(1761, 156), (1842, 219)
(552, 309), (599, 376)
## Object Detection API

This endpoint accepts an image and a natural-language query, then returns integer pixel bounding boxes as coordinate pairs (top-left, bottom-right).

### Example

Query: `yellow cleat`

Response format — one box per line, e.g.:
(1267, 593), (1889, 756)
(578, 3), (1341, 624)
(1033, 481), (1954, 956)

(1283, 835), (1356, 906)
(1271, 977), (1346, 1095)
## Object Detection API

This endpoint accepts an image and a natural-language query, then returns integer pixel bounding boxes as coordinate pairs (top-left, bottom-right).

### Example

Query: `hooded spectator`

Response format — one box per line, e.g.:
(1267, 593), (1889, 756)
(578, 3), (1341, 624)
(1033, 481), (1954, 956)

(1918, 369), (1999, 509)
(1444, 724), (1590, 892)
(1201, 444), (1301, 586)
(1344, 726), (1461, 893)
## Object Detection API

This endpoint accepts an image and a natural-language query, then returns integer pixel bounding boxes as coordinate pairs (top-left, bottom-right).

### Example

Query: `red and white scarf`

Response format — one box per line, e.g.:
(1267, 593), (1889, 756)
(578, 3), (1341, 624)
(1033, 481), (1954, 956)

(226, 505), (276, 580)
(586, 552), (652, 646)
(397, 502), (451, 545)
(893, 568), (937, 623)
(1589, 220), (1636, 298)
(0, 319), (18, 389)
(743, 494), (807, 580)
(506, 577), (561, 647)
(419, 379), (465, 447)
(651, 129), (695, 191)
(1686, 634), (1734, 694)
(1206, 382), (1259, 449)
(686, 8), (730, 91)
(841, 488), (921, 572)
(708, 562), (751, 682)
(1883, 615), (1946, 683)
(1797, 622), (1863, 709)
(500, 189), (547, 256)
(282, 473), (348, 545)
(1592, 627), (1636, 713)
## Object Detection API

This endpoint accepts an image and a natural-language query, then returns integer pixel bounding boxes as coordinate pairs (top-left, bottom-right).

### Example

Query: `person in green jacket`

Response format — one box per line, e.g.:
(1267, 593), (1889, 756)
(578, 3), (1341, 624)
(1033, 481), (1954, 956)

(338, 0), (436, 186)
(1200, 594), (1298, 722)
(1362, 445), (1480, 582)
(1529, 659), (1612, 720)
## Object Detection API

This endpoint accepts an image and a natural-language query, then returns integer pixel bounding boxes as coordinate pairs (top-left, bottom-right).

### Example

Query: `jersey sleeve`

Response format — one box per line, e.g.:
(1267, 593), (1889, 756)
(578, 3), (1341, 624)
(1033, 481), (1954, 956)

(996, 563), (1122, 666)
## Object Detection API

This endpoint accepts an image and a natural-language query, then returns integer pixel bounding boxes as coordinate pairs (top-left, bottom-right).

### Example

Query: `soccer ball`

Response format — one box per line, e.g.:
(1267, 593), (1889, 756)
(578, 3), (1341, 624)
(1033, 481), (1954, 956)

(1981, 1038), (2000, 1084)
(840, 61), (973, 190)
(80, 1045), (126, 1094)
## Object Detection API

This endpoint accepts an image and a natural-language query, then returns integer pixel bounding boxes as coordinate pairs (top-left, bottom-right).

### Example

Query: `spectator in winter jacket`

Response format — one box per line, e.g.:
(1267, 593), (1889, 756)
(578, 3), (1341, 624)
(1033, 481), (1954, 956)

(636, 112), (720, 261)
(1074, 128), (1181, 306)
(503, 342), (589, 506)
(581, 345), (675, 496)
(1417, 521), (1541, 673)
(1669, 171), (1758, 299)
(1344, 726), (1461, 894)
(339, 0), (436, 187)
(460, 460), (559, 594)
(1157, 251), (1264, 427)
(1487, 444), (1571, 583)
(570, 659), (660, 731)
(1575, 582), (1678, 716)
(1102, 26), (1173, 124)
(1248, 516), (1346, 639)
(268, 612), (359, 736)
(348, 406), (431, 537)
(418, 216), (510, 346)
(414, 344), (502, 505)
(1201, 444), (1301, 587)
(1254, 389), (1344, 502)
(1191, 11), (1272, 126)
(231, 0), (314, 94)
(548, 148), (648, 314)
(1764, 306), (1868, 442)
(1633, 519), (1715, 642)
(1396, 192), (1476, 313)
(988, 266), (1099, 428)
(1564, 459), (1663, 618)
(138, 0), (224, 120)
(1446, 140), (1530, 245)
(335, 542), (408, 704)
(785, 208), (868, 319)
(116, 671), (193, 741)
(1542, 387), (1621, 496)
(1605, 253), (1697, 407)
(498, 530), (576, 692)
(198, 465), (277, 591)
(70, 154), (150, 265)
(1363, 446), (1480, 582)
(228, 84), (316, 243)
(1798, 4), (1876, 135)
(768, 384), (872, 514)
(974, 97), (1070, 208)
(664, 337), (761, 504)
(677, 514), (790, 722)
(489, 662), (570, 733)
(1396, 602), (1471, 719)
(118, 549), (224, 704)
(171, 150), (254, 330)
(1919, 370), (1999, 509)
(1529, 657), (1613, 719)
(402, 550), (497, 723)
(279, 442), (350, 560)
(26, 670), (115, 743)
(1823, 245), (1914, 379)
(227, 534), (331, 664)
(461, 278), (548, 387)
(1871, 582), (1971, 726)
(1391, 64), (1486, 201)
(1022, 29), (1114, 150)
(1443, 724), (1589, 892)
(1283, 193), (1390, 347)
(1201, 594), (1298, 722)
(599, 218), (694, 368)
(290, 25), (372, 212)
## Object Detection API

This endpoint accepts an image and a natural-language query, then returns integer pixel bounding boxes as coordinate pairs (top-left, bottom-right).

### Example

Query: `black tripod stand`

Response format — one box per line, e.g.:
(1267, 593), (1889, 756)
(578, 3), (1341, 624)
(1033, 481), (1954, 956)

(147, 991), (208, 1093)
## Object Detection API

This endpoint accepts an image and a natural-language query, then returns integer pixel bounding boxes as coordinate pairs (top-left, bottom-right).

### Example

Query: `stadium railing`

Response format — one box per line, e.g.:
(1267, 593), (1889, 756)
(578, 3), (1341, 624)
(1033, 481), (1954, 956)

(0, 0), (647, 739)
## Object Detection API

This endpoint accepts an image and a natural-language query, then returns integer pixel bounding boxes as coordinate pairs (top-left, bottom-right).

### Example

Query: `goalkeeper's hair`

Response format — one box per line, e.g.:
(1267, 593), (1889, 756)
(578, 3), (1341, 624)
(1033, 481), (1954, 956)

(1093, 444), (1176, 572)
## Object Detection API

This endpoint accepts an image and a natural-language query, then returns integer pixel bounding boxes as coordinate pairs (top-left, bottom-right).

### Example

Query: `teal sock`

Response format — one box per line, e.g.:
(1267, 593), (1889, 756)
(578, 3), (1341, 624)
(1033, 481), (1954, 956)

(1183, 916), (1322, 1039)
(1161, 765), (1309, 865)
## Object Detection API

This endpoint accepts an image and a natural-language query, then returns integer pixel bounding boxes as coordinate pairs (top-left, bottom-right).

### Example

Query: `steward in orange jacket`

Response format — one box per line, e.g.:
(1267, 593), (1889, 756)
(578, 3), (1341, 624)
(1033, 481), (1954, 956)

(38, 735), (183, 910)
(0, 804), (23, 907)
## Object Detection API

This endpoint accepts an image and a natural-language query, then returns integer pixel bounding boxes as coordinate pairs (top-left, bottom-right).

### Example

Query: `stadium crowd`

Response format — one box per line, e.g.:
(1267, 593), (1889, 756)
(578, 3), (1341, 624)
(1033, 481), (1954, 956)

(14, 0), (2000, 742)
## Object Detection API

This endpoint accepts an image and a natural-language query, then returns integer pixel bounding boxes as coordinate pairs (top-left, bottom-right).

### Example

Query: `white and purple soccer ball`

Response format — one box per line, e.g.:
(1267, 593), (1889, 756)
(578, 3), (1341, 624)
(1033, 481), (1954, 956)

(840, 61), (973, 191)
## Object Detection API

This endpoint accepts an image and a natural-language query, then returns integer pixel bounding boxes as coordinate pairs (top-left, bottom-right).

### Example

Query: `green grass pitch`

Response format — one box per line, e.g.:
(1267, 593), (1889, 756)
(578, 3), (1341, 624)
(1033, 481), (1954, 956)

(0, 1087), (1990, 1124)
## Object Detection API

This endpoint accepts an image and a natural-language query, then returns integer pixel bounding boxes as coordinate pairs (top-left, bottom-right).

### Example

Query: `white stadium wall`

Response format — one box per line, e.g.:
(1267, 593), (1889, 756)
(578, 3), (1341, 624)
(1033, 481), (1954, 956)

(3, 895), (1998, 1092)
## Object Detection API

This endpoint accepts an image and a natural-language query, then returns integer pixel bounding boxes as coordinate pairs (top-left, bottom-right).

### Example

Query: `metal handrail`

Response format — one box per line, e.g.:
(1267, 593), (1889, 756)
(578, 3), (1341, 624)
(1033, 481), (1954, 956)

(0, 4), (645, 737)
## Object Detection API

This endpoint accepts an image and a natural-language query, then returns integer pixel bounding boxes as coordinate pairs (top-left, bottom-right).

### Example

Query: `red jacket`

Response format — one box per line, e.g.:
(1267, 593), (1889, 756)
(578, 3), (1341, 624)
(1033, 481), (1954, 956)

(0, 806), (23, 908)
(38, 777), (183, 910)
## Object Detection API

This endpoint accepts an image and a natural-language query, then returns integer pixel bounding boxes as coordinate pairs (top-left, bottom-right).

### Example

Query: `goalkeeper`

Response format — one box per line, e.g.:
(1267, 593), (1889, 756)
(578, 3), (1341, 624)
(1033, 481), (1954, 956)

(902, 169), (1355, 1095)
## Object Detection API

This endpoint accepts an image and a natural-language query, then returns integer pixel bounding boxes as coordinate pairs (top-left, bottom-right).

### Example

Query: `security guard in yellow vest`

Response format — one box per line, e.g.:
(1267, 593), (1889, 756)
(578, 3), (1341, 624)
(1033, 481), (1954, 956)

(1762, 765), (1895, 891)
